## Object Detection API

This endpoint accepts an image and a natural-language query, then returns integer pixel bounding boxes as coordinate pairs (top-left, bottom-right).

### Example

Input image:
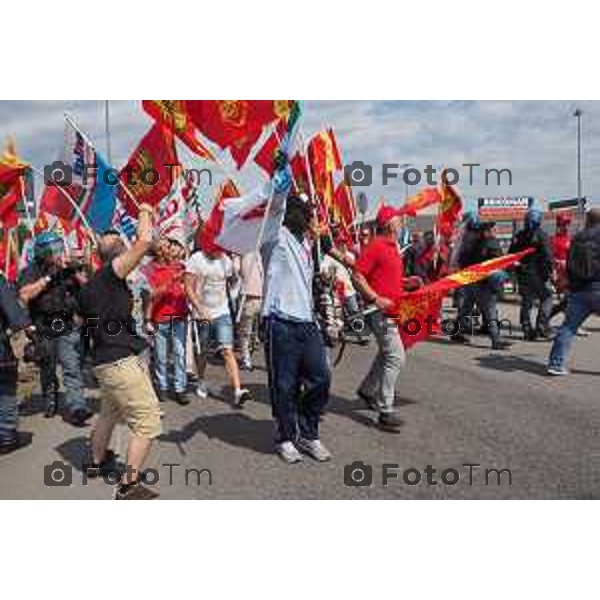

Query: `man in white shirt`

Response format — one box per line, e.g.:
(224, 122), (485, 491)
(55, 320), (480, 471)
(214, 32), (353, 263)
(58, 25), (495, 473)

(236, 251), (263, 371)
(261, 187), (332, 464)
(184, 244), (252, 407)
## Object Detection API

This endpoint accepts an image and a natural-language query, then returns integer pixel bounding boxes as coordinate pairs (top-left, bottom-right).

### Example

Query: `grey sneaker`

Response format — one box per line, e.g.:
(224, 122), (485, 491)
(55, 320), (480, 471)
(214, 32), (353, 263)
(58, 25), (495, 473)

(195, 380), (208, 399)
(275, 441), (303, 464)
(114, 482), (159, 500)
(547, 365), (569, 376)
(378, 412), (403, 433)
(297, 438), (332, 462)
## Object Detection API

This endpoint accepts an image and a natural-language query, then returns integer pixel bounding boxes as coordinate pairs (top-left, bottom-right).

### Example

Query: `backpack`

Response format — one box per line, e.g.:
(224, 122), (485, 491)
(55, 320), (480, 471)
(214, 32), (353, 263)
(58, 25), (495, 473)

(569, 234), (600, 282)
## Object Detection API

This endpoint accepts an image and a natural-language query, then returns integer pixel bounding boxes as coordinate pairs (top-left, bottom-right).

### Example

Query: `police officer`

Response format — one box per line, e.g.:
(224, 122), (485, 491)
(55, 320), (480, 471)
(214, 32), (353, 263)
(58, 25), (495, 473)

(0, 273), (32, 454)
(18, 232), (90, 426)
(452, 222), (511, 350)
(510, 208), (554, 341)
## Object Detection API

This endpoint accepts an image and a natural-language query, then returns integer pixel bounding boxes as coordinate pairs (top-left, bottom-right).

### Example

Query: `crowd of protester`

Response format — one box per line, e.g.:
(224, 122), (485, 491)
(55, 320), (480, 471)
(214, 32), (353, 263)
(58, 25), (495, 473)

(1, 164), (600, 498)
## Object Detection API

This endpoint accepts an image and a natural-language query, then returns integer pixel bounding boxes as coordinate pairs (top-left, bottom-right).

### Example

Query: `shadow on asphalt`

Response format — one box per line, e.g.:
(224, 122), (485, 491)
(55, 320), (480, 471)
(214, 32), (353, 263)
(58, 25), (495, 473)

(159, 413), (274, 455)
(242, 382), (416, 428)
(55, 435), (88, 472)
(571, 368), (600, 376)
(475, 354), (547, 375)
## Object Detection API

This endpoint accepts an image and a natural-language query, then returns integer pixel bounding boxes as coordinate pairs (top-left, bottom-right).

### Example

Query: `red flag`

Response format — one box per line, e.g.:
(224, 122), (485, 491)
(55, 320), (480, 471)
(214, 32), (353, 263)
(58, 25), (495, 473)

(253, 121), (286, 176)
(142, 100), (214, 160)
(188, 101), (290, 168)
(0, 144), (28, 228)
(308, 128), (342, 210)
(396, 249), (535, 349)
(0, 183), (20, 228)
(436, 171), (462, 239)
(119, 124), (179, 216)
(333, 182), (356, 227)
(396, 187), (442, 217)
(290, 153), (310, 195)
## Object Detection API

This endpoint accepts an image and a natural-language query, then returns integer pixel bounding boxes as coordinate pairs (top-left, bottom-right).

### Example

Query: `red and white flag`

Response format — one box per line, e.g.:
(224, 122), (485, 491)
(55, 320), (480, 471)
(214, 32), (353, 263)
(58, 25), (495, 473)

(199, 181), (278, 255)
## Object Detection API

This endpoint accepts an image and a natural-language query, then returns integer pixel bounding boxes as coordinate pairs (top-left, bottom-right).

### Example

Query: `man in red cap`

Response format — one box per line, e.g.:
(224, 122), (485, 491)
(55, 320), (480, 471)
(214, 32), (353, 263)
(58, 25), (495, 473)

(551, 212), (573, 317)
(353, 204), (421, 432)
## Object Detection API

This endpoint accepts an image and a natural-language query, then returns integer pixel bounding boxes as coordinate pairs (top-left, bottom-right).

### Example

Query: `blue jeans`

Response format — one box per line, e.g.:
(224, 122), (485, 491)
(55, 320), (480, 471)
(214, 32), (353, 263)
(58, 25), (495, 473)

(458, 284), (501, 343)
(0, 356), (18, 440)
(264, 316), (330, 443)
(39, 328), (87, 412)
(548, 284), (600, 369)
(153, 320), (188, 393)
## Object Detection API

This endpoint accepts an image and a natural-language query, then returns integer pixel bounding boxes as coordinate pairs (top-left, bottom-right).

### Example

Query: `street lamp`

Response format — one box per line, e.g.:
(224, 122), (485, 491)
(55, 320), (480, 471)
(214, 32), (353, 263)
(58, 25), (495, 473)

(574, 108), (583, 219)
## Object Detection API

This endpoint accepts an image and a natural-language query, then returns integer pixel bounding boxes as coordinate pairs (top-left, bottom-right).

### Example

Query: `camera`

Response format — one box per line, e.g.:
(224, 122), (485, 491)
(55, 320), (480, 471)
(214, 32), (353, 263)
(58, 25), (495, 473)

(44, 461), (73, 487)
(44, 160), (73, 187)
(344, 161), (372, 187)
(344, 461), (373, 487)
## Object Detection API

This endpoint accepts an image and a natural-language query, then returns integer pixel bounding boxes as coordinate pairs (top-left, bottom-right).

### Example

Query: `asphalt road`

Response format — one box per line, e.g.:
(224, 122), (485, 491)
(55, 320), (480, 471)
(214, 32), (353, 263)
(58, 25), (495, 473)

(1, 302), (599, 499)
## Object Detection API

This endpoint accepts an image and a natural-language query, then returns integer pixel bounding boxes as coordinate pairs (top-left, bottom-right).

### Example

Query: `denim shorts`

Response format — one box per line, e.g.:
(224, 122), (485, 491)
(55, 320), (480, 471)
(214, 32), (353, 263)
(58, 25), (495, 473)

(197, 314), (234, 351)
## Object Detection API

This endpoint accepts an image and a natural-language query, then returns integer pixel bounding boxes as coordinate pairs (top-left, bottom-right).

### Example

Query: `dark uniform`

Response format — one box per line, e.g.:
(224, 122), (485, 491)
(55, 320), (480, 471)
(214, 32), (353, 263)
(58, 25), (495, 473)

(0, 274), (31, 452)
(455, 223), (509, 349)
(17, 261), (88, 421)
(509, 211), (554, 340)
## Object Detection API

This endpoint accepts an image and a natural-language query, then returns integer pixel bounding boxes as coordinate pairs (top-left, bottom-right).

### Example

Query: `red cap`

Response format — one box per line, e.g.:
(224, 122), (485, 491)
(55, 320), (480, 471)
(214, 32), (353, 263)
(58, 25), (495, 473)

(376, 204), (400, 228)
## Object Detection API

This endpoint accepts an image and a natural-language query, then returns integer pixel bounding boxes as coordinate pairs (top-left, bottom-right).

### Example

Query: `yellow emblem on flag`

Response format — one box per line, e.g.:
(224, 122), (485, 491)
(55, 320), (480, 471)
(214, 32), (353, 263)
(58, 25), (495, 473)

(219, 100), (247, 127)
(157, 101), (187, 135)
(132, 148), (155, 198)
(447, 270), (483, 286)
(274, 100), (292, 120)
(397, 293), (436, 323)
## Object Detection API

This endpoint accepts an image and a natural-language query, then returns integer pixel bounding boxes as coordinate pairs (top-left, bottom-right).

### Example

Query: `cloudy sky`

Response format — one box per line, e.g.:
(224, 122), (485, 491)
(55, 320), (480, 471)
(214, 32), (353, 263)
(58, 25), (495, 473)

(1, 100), (598, 213)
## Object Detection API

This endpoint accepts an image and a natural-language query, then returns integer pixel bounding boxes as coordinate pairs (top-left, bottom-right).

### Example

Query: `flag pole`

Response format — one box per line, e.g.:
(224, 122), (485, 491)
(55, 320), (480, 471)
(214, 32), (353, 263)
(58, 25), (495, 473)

(64, 113), (141, 211)
(4, 228), (12, 275)
(19, 173), (35, 233)
(234, 124), (300, 323)
(104, 100), (112, 165)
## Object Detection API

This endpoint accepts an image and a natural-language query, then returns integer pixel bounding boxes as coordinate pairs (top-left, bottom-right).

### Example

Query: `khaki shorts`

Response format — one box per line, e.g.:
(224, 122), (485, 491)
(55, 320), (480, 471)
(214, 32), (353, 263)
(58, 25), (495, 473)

(94, 355), (162, 439)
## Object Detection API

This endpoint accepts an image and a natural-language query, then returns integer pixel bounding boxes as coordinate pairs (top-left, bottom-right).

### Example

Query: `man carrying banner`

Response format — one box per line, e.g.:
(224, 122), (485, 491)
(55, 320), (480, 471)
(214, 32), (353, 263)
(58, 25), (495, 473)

(260, 164), (333, 464)
(353, 205), (421, 433)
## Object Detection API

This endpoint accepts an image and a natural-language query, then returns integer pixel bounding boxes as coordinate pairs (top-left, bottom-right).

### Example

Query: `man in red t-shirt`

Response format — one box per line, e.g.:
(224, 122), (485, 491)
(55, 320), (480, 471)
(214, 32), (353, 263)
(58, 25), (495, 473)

(142, 233), (190, 405)
(353, 205), (421, 433)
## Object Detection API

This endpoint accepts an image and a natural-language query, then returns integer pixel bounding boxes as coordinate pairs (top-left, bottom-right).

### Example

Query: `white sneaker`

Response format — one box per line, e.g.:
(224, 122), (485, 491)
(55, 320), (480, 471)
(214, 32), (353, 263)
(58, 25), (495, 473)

(547, 366), (569, 376)
(239, 357), (254, 371)
(275, 441), (303, 464)
(234, 388), (252, 407)
(196, 380), (208, 399)
(296, 438), (332, 462)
